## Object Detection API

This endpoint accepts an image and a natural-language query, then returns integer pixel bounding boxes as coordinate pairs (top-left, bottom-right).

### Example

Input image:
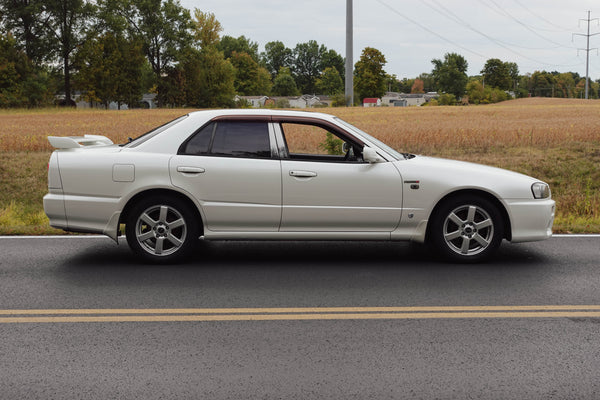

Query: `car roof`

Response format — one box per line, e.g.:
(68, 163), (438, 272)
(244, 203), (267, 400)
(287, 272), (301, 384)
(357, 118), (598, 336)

(186, 109), (336, 121)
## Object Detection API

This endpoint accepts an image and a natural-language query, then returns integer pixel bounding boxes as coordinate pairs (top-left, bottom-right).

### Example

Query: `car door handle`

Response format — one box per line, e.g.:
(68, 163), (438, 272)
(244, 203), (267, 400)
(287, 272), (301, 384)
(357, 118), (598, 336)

(289, 170), (317, 178)
(177, 166), (205, 174)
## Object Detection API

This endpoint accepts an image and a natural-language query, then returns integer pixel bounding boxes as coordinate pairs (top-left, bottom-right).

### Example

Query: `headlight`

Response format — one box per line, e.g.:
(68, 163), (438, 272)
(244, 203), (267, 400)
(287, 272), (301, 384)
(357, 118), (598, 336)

(531, 182), (550, 199)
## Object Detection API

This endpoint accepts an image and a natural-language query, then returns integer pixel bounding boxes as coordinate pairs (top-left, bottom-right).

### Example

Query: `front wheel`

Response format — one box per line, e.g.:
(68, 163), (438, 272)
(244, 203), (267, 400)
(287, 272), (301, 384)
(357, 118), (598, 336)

(125, 196), (199, 263)
(430, 196), (504, 263)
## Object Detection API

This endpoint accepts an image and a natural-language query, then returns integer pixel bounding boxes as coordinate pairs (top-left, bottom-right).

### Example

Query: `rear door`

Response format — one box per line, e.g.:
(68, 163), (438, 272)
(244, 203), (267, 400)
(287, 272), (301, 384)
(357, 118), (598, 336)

(170, 119), (282, 231)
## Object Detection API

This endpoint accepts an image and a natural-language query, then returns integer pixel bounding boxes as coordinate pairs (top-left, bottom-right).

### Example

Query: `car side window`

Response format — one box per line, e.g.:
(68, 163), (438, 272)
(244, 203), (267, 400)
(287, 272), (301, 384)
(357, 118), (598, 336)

(280, 122), (363, 163)
(182, 121), (271, 159)
(184, 122), (214, 154)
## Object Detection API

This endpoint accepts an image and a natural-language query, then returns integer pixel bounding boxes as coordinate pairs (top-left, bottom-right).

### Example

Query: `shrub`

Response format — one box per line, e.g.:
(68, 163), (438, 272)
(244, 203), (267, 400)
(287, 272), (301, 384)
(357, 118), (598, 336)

(437, 93), (457, 105)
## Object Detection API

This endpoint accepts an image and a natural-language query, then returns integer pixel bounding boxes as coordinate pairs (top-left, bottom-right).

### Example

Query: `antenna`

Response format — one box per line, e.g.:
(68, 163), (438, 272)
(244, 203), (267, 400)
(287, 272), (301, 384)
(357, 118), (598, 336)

(573, 11), (599, 99)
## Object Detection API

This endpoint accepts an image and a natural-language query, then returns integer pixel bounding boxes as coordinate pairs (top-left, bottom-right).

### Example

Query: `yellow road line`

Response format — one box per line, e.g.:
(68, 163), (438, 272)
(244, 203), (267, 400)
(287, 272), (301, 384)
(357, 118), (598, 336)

(0, 306), (600, 323)
(1, 311), (600, 323)
(2, 305), (600, 315)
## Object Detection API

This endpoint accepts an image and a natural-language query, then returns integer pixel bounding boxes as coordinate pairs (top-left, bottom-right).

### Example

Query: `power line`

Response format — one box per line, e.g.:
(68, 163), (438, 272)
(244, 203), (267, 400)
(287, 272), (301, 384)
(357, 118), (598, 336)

(426, 0), (561, 51)
(483, 0), (576, 49)
(373, 0), (486, 58)
(511, 0), (573, 32)
(422, 0), (582, 68)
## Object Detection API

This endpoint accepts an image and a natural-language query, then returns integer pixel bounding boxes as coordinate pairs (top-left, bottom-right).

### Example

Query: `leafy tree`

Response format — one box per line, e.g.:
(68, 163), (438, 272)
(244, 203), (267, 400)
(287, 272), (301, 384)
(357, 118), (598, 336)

(272, 66), (299, 96)
(590, 80), (599, 99)
(292, 40), (326, 94)
(106, 0), (194, 106)
(115, 40), (150, 107)
(384, 74), (400, 92)
(75, 33), (147, 108)
(316, 67), (343, 95)
(466, 80), (511, 104)
(528, 70), (558, 97)
(431, 52), (468, 98)
(0, 35), (28, 107)
(191, 9), (221, 48)
(158, 64), (186, 106)
(74, 33), (119, 107)
(437, 93), (456, 105)
(229, 50), (271, 95)
(396, 78), (413, 93)
(466, 80), (485, 104)
(261, 40), (293, 77)
(0, 33), (53, 107)
(330, 92), (346, 107)
(178, 46), (235, 107)
(320, 48), (345, 81)
(217, 35), (259, 62)
(481, 58), (511, 90)
(0, 0), (49, 64)
(411, 79), (424, 94)
(506, 62), (519, 84)
(417, 72), (435, 92)
(354, 47), (387, 100)
(43, 0), (95, 105)
(554, 72), (576, 98)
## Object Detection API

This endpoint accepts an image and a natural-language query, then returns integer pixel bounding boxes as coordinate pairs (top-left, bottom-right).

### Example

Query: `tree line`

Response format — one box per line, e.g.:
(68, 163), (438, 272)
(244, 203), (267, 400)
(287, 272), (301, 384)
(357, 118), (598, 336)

(414, 54), (598, 105)
(1, 0), (598, 109)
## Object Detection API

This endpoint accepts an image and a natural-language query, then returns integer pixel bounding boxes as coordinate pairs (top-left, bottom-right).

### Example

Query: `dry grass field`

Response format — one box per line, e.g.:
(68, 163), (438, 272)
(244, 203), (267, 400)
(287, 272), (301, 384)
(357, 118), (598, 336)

(1, 97), (599, 234)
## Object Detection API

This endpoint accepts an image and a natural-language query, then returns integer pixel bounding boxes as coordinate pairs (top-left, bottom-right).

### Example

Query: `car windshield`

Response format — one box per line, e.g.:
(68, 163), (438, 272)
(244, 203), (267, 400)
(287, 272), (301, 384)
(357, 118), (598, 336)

(333, 117), (404, 161)
(123, 114), (189, 148)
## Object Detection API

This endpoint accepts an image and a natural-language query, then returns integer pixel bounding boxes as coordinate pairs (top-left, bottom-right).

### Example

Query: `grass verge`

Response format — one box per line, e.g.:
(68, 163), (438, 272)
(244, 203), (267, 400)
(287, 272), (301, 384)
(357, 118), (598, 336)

(1, 99), (599, 234)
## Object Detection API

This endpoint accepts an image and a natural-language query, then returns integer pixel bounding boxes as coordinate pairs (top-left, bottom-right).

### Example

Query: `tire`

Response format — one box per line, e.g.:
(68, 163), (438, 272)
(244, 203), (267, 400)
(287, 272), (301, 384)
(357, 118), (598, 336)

(430, 195), (504, 263)
(125, 196), (199, 263)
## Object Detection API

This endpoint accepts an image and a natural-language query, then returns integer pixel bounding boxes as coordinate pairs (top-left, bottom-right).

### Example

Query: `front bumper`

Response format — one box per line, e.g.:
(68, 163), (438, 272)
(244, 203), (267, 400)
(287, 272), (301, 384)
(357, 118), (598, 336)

(504, 198), (555, 243)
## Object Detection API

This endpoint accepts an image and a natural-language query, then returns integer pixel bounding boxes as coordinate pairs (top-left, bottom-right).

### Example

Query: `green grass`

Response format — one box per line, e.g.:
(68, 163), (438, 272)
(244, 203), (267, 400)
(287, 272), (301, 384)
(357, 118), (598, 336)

(0, 151), (63, 234)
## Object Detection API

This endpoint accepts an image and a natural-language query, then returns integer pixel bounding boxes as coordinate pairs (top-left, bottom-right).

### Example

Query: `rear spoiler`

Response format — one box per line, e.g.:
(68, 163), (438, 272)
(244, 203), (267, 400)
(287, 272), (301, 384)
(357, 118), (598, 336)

(48, 135), (114, 149)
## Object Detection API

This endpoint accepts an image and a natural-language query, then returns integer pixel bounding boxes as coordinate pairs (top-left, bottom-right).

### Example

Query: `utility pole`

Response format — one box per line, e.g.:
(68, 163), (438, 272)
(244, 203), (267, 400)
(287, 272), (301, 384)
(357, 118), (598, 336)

(345, 0), (353, 106)
(573, 11), (599, 99)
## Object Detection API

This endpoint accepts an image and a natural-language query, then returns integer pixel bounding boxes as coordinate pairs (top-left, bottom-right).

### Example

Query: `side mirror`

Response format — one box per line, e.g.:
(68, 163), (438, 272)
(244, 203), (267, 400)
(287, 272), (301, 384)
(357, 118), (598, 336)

(362, 146), (384, 163)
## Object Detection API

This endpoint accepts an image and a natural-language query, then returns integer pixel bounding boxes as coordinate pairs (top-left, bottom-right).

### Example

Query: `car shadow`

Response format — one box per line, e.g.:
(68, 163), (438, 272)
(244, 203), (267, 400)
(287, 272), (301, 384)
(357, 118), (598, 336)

(62, 238), (549, 270)
(53, 238), (557, 308)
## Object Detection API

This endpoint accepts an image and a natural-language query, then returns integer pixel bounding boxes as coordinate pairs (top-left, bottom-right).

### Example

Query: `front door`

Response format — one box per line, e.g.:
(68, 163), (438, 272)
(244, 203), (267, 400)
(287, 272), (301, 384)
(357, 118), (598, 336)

(277, 121), (402, 232)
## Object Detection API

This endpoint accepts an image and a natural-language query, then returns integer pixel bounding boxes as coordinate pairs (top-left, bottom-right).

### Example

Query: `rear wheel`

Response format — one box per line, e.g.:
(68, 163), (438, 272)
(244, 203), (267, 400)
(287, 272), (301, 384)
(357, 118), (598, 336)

(125, 196), (199, 263)
(430, 195), (504, 263)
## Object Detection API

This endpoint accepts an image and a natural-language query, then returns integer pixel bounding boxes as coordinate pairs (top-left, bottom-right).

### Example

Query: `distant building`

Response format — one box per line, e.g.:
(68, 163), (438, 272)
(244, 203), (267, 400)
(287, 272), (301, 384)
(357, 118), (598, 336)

(235, 94), (330, 108)
(57, 92), (157, 109)
(381, 91), (438, 107)
(363, 98), (381, 107)
(234, 95), (269, 108)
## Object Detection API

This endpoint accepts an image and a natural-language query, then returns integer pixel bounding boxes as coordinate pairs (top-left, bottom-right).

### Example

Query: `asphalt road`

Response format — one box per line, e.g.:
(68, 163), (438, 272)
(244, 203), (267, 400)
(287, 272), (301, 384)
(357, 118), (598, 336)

(1, 236), (599, 399)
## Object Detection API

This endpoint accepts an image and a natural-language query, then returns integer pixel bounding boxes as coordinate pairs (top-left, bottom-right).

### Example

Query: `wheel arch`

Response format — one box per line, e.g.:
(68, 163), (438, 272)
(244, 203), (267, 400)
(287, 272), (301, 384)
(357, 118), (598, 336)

(119, 188), (204, 235)
(425, 189), (512, 243)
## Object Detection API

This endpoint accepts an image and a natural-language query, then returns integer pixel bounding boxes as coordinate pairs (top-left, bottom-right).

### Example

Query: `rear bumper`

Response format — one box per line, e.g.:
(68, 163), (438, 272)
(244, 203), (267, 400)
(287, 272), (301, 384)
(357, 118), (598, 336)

(505, 198), (555, 243)
(43, 192), (121, 241)
(43, 192), (67, 230)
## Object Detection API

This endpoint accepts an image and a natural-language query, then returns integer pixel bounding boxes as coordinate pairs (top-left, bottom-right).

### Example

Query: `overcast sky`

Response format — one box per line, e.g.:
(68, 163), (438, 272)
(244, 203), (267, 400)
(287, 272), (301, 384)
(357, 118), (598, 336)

(179, 0), (600, 79)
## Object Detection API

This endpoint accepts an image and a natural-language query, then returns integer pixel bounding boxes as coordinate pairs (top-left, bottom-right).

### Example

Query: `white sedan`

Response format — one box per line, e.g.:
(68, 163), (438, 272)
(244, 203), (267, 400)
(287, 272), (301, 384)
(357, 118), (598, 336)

(44, 109), (555, 263)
